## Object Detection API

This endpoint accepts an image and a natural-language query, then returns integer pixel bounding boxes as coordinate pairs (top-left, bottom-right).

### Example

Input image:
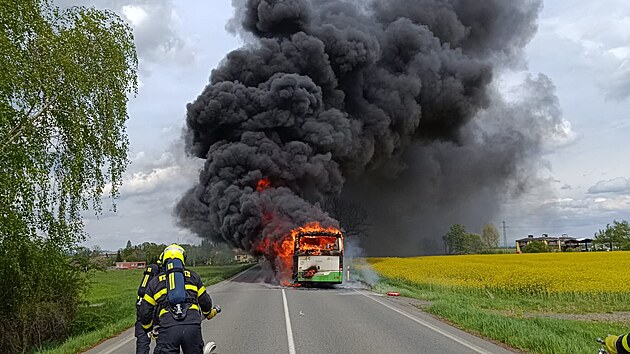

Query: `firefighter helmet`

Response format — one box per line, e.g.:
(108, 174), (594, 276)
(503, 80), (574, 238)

(161, 244), (186, 264)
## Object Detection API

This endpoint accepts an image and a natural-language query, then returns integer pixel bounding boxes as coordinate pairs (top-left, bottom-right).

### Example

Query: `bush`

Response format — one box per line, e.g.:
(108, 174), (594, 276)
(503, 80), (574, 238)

(0, 238), (86, 353)
(522, 241), (550, 253)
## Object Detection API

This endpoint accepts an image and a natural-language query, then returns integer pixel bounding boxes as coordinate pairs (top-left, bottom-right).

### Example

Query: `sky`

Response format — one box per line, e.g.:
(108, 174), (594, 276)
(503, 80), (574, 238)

(56, 0), (630, 252)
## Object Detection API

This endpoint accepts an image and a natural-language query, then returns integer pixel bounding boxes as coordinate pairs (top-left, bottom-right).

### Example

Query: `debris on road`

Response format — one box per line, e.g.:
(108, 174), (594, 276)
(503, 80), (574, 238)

(386, 292), (400, 296)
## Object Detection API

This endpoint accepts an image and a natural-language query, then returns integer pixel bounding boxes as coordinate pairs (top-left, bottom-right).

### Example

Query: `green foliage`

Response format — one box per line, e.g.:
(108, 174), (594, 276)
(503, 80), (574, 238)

(522, 241), (550, 253)
(594, 220), (630, 250)
(0, 239), (87, 352)
(481, 223), (500, 249)
(444, 224), (484, 254)
(120, 241), (165, 263)
(444, 224), (467, 254)
(113, 241), (238, 266)
(463, 233), (484, 254)
(72, 246), (110, 271)
(0, 0), (137, 352)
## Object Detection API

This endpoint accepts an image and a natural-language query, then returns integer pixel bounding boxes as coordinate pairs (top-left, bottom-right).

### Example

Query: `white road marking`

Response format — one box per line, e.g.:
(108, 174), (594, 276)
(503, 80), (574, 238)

(356, 290), (493, 354)
(282, 289), (297, 354)
(96, 334), (134, 354)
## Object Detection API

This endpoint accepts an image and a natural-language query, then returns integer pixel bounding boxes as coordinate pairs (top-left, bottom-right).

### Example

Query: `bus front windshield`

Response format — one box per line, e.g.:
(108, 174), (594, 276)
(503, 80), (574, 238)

(297, 235), (340, 254)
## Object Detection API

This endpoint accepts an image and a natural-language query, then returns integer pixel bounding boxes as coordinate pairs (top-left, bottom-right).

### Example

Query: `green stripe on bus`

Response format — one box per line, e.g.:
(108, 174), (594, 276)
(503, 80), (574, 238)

(297, 271), (342, 282)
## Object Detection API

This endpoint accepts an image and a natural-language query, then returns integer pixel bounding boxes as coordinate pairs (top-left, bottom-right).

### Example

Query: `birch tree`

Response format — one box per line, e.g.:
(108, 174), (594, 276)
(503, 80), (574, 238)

(0, 1), (137, 351)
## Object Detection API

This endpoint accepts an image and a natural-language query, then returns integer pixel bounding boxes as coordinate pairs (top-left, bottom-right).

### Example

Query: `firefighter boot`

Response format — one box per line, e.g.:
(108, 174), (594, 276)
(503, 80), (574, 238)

(203, 341), (217, 354)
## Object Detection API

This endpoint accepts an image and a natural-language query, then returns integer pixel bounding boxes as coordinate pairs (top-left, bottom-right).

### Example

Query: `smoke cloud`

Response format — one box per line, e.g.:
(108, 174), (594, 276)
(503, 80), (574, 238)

(176, 0), (560, 256)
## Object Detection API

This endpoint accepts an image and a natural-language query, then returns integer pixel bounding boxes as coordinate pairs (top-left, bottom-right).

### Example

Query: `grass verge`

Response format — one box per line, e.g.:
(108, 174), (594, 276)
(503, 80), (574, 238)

(34, 264), (252, 354)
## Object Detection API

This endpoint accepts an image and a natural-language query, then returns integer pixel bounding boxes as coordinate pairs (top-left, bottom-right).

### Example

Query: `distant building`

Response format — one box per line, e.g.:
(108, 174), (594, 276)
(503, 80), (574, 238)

(515, 234), (593, 253)
(234, 254), (254, 263)
(115, 261), (146, 270)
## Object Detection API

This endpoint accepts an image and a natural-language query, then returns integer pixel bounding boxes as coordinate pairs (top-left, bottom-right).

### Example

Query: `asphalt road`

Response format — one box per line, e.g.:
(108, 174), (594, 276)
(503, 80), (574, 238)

(84, 265), (516, 354)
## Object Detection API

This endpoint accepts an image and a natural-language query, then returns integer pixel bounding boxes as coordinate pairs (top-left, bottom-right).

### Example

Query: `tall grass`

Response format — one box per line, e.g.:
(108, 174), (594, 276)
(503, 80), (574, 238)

(34, 264), (251, 354)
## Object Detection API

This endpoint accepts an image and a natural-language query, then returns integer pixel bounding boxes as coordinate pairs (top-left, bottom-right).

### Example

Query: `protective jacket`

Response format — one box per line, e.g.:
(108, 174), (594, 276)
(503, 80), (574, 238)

(616, 334), (630, 354)
(135, 264), (159, 354)
(138, 268), (212, 330)
(136, 264), (160, 308)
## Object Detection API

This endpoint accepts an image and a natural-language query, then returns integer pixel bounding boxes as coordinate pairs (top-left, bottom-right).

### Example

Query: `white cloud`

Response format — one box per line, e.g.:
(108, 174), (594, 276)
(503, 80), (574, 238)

(540, 0), (630, 100)
(119, 165), (180, 196)
(597, 195), (630, 210)
(588, 177), (630, 194)
(121, 5), (147, 26)
(55, 0), (197, 71)
(83, 142), (204, 250)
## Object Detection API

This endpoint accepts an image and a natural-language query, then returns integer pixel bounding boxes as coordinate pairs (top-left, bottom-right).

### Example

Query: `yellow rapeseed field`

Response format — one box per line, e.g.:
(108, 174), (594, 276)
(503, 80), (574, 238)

(367, 252), (630, 294)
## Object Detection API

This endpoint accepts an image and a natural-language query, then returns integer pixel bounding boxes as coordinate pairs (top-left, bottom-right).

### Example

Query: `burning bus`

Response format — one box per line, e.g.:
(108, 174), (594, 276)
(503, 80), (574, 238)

(255, 221), (344, 285)
(292, 224), (344, 285)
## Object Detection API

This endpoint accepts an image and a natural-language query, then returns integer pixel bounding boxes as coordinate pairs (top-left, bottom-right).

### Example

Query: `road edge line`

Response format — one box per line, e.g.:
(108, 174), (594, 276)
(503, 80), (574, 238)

(281, 289), (297, 354)
(355, 289), (493, 354)
(96, 334), (134, 354)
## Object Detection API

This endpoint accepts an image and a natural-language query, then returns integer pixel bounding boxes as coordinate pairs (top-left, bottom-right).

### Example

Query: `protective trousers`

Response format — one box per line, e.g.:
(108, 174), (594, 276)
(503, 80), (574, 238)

(134, 321), (151, 354)
(153, 324), (204, 354)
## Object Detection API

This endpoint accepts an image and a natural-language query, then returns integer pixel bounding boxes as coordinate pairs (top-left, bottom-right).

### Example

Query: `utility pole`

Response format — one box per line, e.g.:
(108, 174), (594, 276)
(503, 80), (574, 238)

(502, 221), (508, 250)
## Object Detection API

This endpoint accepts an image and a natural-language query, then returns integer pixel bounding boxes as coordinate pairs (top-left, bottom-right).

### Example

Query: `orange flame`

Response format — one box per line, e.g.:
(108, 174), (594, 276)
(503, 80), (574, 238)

(255, 222), (342, 284)
(292, 222), (343, 255)
(256, 178), (271, 192)
(289, 222), (342, 239)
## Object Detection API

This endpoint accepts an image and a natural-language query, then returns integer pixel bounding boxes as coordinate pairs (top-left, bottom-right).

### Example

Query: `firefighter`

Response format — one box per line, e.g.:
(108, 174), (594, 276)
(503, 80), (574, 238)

(138, 244), (219, 354)
(603, 334), (630, 354)
(135, 263), (160, 354)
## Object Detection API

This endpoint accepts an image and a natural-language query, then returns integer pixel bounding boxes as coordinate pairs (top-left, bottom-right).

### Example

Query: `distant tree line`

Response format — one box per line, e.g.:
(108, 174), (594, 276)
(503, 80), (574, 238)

(73, 240), (242, 271)
(443, 223), (500, 254)
(444, 219), (630, 255)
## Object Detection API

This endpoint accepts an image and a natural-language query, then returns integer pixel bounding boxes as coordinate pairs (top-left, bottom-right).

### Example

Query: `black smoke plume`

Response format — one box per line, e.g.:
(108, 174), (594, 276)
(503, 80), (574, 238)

(176, 0), (555, 256)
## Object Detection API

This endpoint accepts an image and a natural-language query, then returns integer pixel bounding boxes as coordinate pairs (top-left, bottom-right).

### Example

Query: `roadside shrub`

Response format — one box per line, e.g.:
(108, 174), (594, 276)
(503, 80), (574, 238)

(522, 241), (550, 253)
(0, 238), (85, 353)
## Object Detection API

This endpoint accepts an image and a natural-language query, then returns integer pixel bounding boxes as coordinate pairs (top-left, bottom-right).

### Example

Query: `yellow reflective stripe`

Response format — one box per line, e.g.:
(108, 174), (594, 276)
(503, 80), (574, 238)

(185, 284), (198, 292)
(185, 270), (191, 277)
(167, 262), (174, 290)
(197, 286), (206, 297)
(623, 334), (630, 352)
(153, 288), (167, 302)
(158, 304), (200, 317)
(141, 274), (149, 288)
(143, 293), (157, 306)
(141, 320), (153, 329)
(159, 274), (166, 281)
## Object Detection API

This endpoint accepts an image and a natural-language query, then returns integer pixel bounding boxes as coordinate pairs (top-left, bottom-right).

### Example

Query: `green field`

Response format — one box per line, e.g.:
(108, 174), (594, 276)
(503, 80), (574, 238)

(35, 264), (252, 354)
